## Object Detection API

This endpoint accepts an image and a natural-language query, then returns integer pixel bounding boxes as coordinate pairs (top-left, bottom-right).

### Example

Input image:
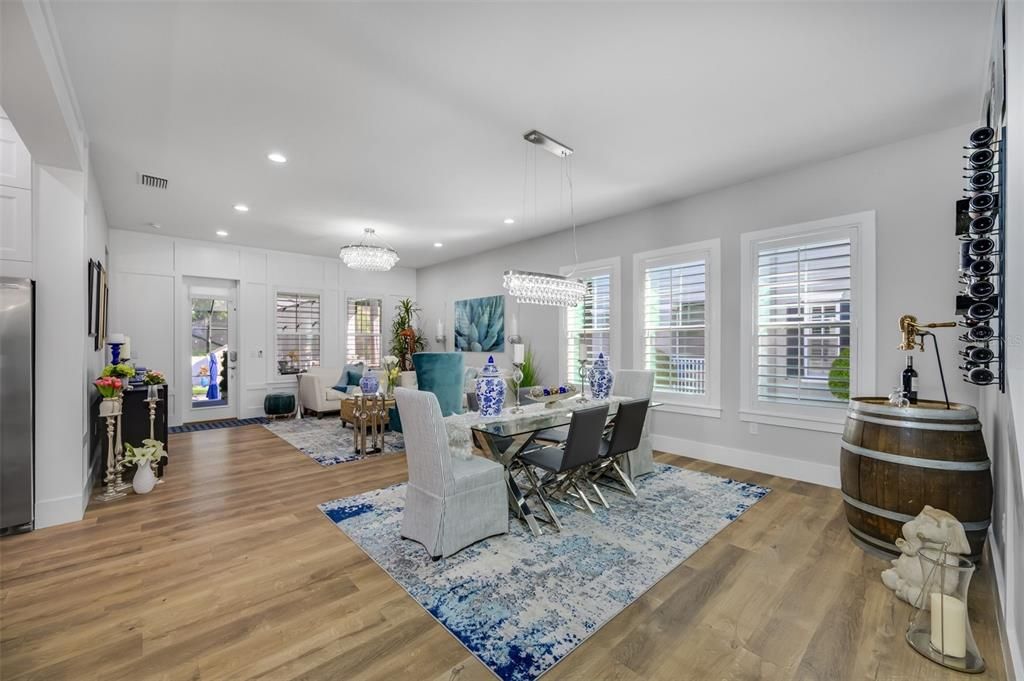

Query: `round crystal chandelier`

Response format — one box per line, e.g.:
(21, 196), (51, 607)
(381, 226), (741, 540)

(338, 228), (400, 272)
(504, 270), (585, 307)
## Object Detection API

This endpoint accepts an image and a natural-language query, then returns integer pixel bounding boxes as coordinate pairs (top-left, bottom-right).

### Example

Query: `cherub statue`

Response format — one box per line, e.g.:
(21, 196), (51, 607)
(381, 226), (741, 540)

(880, 505), (971, 605)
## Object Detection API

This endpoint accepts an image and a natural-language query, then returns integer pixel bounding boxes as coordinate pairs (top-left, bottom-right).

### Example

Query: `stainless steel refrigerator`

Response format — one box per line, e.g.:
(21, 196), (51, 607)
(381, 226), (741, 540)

(0, 277), (34, 533)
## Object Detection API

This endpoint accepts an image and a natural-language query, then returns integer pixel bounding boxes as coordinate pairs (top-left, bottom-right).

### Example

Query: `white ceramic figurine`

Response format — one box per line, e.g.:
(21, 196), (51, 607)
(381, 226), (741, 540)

(880, 505), (971, 605)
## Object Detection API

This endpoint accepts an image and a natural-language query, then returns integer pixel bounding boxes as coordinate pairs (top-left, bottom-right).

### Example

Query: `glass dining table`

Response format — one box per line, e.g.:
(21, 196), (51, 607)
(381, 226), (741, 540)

(469, 397), (658, 536)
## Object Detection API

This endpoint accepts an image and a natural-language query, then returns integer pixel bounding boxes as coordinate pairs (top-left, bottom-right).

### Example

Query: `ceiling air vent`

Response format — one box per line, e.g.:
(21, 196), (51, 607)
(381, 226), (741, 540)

(138, 173), (168, 190)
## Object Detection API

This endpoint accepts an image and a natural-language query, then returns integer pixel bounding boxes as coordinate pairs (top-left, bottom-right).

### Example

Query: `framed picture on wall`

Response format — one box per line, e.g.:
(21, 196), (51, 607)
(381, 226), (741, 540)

(454, 295), (505, 352)
(87, 259), (99, 338)
(95, 264), (108, 351)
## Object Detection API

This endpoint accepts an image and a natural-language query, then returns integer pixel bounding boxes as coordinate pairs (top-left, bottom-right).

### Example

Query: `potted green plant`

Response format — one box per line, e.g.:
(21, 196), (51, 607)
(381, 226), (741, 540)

(121, 439), (165, 494)
(390, 298), (426, 382)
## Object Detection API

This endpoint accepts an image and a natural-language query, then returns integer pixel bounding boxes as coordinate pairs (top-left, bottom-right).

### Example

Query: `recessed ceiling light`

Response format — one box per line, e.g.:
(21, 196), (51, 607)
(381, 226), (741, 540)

(503, 218), (515, 225)
(233, 204), (249, 212)
(267, 152), (287, 164)
(433, 242), (443, 248)
(216, 230), (229, 237)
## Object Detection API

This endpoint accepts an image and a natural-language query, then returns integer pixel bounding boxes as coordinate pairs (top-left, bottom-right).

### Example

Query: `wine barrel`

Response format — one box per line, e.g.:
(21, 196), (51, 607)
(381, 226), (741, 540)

(840, 397), (992, 561)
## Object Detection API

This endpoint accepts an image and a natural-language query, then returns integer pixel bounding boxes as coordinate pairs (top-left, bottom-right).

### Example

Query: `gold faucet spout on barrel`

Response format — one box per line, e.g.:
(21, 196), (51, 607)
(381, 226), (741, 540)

(898, 314), (958, 351)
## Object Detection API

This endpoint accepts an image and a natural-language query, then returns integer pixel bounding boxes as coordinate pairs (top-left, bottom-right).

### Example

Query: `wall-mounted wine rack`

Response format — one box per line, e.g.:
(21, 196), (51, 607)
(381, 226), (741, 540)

(956, 125), (1006, 392)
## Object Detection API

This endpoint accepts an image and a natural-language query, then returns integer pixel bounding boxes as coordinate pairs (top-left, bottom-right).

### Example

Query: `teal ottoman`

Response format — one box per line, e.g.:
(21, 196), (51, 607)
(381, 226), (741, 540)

(264, 393), (296, 418)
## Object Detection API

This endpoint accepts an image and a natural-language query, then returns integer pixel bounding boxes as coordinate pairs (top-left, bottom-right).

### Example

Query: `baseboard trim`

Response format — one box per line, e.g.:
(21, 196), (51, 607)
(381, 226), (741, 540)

(652, 434), (841, 488)
(35, 493), (85, 529)
(988, 528), (1023, 681)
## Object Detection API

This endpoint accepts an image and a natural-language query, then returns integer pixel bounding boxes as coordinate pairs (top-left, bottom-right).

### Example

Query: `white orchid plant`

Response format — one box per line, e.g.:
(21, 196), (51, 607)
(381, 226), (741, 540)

(382, 355), (401, 393)
(122, 439), (166, 466)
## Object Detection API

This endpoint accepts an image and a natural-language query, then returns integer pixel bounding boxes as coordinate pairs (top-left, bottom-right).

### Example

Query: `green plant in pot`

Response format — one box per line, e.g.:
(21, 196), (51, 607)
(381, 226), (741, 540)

(102, 363), (136, 379)
(828, 347), (851, 401)
(390, 298), (426, 371)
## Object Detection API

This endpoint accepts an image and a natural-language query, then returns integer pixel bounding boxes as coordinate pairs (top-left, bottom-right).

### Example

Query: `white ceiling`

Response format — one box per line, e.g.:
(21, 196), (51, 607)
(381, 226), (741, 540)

(52, 1), (994, 269)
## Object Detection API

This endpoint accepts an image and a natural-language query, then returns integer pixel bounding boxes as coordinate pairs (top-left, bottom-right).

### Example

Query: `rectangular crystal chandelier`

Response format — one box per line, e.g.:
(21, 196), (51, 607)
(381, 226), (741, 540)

(503, 270), (585, 307)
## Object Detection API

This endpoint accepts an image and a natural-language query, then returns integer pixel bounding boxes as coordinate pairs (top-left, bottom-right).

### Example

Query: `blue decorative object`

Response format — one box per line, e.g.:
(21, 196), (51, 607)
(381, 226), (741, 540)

(454, 295), (505, 353)
(359, 372), (380, 395)
(413, 352), (465, 416)
(475, 355), (506, 416)
(206, 352), (220, 400)
(588, 352), (614, 399)
(318, 464), (770, 681)
(109, 342), (123, 365)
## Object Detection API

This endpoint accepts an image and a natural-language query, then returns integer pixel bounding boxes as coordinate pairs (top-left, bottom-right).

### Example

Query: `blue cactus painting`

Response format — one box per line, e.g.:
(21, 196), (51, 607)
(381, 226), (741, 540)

(454, 295), (505, 353)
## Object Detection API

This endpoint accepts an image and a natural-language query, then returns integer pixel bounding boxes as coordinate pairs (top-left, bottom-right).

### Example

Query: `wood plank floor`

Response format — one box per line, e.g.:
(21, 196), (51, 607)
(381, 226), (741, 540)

(0, 424), (1007, 681)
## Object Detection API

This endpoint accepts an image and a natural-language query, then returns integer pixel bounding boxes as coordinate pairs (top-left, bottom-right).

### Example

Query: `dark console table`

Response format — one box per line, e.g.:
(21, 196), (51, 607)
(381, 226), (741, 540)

(90, 385), (169, 482)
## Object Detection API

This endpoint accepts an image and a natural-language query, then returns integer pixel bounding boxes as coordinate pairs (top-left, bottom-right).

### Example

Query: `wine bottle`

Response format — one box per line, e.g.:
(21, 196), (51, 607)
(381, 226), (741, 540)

(902, 356), (919, 405)
(969, 126), (995, 148)
(967, 147), (994, 169)
(962, 345), (995, 364)
(966, 365), (995, 385)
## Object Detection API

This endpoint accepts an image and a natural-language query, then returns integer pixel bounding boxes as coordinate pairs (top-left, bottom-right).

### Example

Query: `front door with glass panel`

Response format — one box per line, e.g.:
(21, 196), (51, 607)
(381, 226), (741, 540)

(187, 281), (238, 422)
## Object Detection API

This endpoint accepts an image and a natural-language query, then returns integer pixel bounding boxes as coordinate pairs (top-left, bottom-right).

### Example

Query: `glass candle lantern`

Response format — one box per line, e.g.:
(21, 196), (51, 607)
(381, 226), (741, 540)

(147, 384), (161, 401)
(906, 545), (986, 673)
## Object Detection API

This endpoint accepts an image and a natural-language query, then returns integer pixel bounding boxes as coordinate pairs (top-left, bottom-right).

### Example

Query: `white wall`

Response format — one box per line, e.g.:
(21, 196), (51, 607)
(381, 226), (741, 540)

(418, 124), (980, 487)
(1, 2), (110, 529)
(107, 230), (416, 426)
(978, 1), (1023, 677)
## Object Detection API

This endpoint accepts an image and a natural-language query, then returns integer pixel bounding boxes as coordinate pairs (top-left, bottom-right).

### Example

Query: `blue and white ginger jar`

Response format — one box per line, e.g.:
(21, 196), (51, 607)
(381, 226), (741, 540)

(475, 356), (506, 417)
(359, 371), (380, 395)
(588, 353), (614, 399)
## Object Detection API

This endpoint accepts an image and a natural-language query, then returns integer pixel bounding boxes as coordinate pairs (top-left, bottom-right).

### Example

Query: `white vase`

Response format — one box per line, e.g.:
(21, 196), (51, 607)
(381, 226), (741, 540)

(99, 397), (121, 417)
(132, 464), (156, 494)
(399, 370), (418, 389)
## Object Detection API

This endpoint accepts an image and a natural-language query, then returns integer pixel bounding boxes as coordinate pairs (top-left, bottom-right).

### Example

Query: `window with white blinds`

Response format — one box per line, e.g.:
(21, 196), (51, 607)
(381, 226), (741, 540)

(565, 271), (612, 385)
(756, 238), (851, 405)
(347, 297), (382, 367)
(640, 255), (708, 396)
(276, 292), (320, 372)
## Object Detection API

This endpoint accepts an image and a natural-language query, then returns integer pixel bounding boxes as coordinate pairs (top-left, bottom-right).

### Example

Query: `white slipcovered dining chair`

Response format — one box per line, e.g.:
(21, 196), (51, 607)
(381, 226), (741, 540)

(394, 388), (508, 559)
(612, 370), (655, 479)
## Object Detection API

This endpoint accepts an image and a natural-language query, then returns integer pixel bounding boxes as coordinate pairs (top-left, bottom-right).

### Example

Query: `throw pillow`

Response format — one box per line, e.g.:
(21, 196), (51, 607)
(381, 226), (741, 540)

(331, 384), (350, 394)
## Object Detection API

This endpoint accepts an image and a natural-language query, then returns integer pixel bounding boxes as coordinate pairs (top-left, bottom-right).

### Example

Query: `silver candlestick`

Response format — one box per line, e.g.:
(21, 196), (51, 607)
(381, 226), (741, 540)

(510, 363), (525, 414)
(96, 413), (126, 502)
(145, 389), (165, 485)
(577, 358), (590, 403)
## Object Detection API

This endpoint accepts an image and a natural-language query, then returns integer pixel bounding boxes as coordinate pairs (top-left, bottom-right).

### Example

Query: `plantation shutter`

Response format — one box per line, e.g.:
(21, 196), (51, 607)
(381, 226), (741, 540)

(756, 238), (852, 405)
(276, 292), (320, 371)
(347, 297), (382, 367)
(641, 257), (707, 395)
(565, 271), (612, 384)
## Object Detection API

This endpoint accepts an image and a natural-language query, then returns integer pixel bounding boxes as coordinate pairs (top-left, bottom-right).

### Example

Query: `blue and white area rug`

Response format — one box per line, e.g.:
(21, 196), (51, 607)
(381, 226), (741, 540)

(264, 417), (404, 466)
(319, 464), (769, 681)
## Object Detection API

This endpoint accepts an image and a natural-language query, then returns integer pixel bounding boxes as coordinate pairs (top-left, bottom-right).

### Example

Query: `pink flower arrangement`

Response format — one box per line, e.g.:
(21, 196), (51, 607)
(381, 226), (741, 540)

(93, 376), (124, 398)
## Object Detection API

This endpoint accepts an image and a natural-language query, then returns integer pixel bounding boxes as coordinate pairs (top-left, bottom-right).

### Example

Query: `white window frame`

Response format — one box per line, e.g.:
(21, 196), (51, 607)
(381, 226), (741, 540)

(345, 293), (385, 369)
(558, 257), (621, 384)
(273, 288), (323, 376)
(633, 239), (722, 418)
(739, 211), (876, 433)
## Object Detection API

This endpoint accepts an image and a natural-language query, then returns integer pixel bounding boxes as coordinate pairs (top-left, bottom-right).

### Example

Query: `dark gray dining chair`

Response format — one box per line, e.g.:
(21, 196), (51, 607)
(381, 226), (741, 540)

(513, 404), (609, 530)
(590, 398), (650, 501)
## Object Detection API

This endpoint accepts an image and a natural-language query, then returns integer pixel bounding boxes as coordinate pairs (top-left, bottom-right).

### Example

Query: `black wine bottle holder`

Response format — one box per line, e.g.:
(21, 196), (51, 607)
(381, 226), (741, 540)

(955, 126), (1007, 391)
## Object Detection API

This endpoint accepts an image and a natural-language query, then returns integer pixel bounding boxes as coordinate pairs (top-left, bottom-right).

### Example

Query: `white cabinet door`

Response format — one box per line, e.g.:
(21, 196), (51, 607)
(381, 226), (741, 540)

(0, 186), (32, 262)
(0, 118), (32, 190)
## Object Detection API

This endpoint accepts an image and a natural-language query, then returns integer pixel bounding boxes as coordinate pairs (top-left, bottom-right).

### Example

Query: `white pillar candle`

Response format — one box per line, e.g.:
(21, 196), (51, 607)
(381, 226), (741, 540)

(930, 593), (967, 658)
(122, 335), (132, 360)
(107, 333), (125, 344)
(512, 343), (525, 364)
(436, 319), (444, 338)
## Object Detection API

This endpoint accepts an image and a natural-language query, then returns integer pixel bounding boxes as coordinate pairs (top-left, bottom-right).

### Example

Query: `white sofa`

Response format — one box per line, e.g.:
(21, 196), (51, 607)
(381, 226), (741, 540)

(298, 364), (364, 416)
